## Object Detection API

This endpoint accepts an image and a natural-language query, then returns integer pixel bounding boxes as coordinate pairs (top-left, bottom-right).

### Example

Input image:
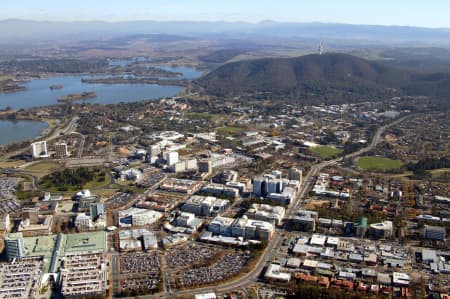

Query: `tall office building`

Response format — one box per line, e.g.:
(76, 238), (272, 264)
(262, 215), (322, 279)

(30, 141), (48, 158)
(198, 159), (212, 174)
(5, 232), (24, 259)
(253, 174), (282, 197)
(54, 142), (69, 158)
(252, 177), (267, 197)
(165, 151), (179, 166)
(149, 144), (161, 158)
(89, 202), (105, 220)
(288, 168), (302, 182)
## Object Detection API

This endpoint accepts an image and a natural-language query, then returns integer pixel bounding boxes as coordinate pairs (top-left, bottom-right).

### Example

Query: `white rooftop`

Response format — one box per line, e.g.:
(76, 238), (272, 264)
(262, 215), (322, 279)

(310, 234), (327, 246)
(326, 236), (340, 246)
(195, 293), (217, 299)
(264, 263), (291, 282)
(393, 272), (410, 285)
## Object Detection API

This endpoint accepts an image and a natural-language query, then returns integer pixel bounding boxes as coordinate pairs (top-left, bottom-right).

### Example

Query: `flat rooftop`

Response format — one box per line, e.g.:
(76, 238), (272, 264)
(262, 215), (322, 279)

(64, 231), (106, 253)
(23, 235), (57, 257)
(17, 231), (107, 273)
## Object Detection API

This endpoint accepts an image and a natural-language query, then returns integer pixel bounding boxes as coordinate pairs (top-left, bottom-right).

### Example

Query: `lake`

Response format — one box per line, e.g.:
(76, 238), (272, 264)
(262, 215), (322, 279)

(0, 65), (202, 145)
(159, 66), (203, 79)
(0, 120), (49, 146)
(0, 66), (202, 110)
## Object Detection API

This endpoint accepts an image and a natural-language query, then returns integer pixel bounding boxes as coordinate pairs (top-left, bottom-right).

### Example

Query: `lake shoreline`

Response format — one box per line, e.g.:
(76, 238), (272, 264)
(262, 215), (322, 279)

(0, 65), (201, 110)
(0, 119), (50, 146)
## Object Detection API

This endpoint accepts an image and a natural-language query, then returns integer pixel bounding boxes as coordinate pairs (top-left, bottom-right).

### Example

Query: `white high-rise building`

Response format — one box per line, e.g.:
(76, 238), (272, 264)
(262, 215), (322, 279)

(165, 151), (179, 166)
(30, 141), (48, 158)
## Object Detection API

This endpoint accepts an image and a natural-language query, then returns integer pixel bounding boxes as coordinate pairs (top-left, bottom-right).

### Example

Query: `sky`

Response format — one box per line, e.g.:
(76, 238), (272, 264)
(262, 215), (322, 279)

(2, 0), (450, 28)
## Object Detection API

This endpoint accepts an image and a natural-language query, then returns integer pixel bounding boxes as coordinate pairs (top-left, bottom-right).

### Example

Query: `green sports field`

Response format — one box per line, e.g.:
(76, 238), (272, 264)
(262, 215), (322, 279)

(357, 156), (403, 171)
(310, 146), (343, 159)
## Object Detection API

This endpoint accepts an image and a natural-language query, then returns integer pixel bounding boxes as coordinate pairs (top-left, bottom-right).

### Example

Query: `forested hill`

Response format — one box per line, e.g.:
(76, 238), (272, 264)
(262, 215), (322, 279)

(196, 53), (450, 104)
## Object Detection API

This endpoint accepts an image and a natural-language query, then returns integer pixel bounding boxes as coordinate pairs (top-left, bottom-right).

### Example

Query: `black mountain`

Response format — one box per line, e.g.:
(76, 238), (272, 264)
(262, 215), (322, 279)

(196, 53), (450, 103)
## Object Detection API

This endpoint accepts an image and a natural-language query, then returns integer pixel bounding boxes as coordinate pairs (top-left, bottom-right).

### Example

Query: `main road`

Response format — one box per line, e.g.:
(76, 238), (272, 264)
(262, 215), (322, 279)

(118, 114), (414, 299)
(44, 116), (79, 142)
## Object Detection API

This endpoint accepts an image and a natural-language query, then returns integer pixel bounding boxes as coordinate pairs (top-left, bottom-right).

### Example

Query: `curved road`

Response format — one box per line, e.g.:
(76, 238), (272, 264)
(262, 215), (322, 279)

(45, 116), (79, 141)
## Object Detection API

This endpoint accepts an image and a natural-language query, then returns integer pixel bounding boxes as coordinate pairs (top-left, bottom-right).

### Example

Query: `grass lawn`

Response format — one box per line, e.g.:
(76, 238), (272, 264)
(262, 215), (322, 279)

(429, 168), (450, 180)
(40, 167), (111, 192)
(24, 161), (62, 173)
(94, 189), (120, 198)
(218, 126), (245, 136)
(109, 183), (145, 194)
(82, 174), (112, 190)
(310, 145), (343, 159)
(357, 156), (403, 171)
(0, 160), (26, 168)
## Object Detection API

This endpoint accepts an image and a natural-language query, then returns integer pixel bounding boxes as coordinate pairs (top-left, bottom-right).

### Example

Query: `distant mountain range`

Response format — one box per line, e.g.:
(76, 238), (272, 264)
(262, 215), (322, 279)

(196, 53), (450, 103)
(1, 19), (450, 46)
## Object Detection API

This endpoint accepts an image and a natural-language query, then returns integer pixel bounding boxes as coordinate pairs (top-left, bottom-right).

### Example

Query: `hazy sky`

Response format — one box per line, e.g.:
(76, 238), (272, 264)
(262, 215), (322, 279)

(2, 0), (450, 28)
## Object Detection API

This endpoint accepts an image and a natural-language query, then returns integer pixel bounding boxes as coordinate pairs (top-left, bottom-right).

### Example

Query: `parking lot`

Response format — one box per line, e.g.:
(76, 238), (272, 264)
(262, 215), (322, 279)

(0, 198), (20, 215)
(137, 170), (166, 188)
(0, 257), (43, 299)
(173, 251), (252, 288)
(0, 177), (21, 199)
(119, 251), (160, 274)
(165, 242), (221, 268)
(106, 192), (136, 209)
(119, 252), (162, 294)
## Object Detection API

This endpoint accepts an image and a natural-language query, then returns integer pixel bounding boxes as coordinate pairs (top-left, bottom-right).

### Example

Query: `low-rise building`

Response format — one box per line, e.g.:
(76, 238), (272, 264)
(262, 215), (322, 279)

(18, 215), (53, 236)
(208, 216), (274, 242)
(160, 178), (203, 194)
(201, 183), (239, 199)
(264, 263), (291, 283)
(118, 208), (163, 227)
(162, 233), (188, 248)
(423, 225), (446, 241)
(292, 210), (318, 231)
(174, 212), (204, 230)
(208, 216), (234, 236)
(119, 229), (158, 251)
(392, 272), (410, 286)
(181, 195), (230, 216)
(310, 234), (327, 246)
(74, 212), (106, 231)
(245, 203), (285, 226)
(434, 195), (450, 206)
(369, 221), (393, 238)
(120, 168), (143, 182)
(286, 257), (301, 268)
(0, 213), (10, 232)
(195, 293), (217, 299)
